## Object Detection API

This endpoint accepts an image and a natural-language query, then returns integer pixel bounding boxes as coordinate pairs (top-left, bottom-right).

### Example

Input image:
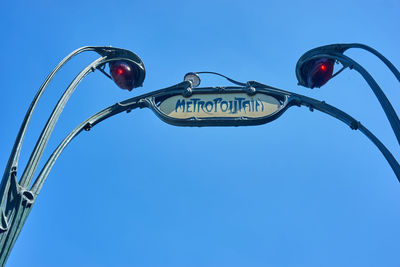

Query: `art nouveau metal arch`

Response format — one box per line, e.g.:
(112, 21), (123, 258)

(0, 45), (399, 266)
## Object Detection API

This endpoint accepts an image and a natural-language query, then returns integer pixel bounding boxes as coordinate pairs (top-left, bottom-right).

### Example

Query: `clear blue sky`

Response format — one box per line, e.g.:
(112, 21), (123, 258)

(1, 0), (400, 266)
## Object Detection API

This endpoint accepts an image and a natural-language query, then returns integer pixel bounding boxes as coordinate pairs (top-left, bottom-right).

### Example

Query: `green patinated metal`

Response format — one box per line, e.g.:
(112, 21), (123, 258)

(0, 46), (145, 265)
(0, 44), (399, 266)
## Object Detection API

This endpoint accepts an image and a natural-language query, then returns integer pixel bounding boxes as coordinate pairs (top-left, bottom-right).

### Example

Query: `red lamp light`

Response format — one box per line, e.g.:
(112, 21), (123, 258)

(109, 61), (139, 91)
(303, 58), (335, 88)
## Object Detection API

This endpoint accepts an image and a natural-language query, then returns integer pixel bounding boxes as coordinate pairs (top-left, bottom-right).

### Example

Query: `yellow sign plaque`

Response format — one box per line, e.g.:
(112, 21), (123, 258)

(158, 93), (281, 119)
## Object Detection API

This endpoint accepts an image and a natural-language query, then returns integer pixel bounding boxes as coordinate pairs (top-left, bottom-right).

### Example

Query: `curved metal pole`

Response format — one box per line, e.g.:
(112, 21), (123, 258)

(288, 92), (400, 181)
(0, 53), (106, 267)
(0, 47), (98, 209)
(0, 46), (145, 201)
(339, 43), (400, 82)
(0, 48), (105, 266)
(332, 52), (400, 145)
(18, 52), (144, 189)
(18, 56), (107, 188)
(0, 88), (152, 266)
(0, 47), (145, 266)
(0, 106), (132, 267)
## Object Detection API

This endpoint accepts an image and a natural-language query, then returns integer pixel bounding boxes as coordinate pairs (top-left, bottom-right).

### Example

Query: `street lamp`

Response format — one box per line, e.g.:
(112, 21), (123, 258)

(1, 44), (399, 266)
(0, 46), (145, 265)
(295, 43), (400, 144)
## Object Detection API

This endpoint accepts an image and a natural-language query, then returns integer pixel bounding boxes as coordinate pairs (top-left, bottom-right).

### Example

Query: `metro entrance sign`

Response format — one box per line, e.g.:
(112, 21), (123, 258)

(0, 45), (399, 266)
(153, 85), (284, 126)
(160, 93), (280, 119)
